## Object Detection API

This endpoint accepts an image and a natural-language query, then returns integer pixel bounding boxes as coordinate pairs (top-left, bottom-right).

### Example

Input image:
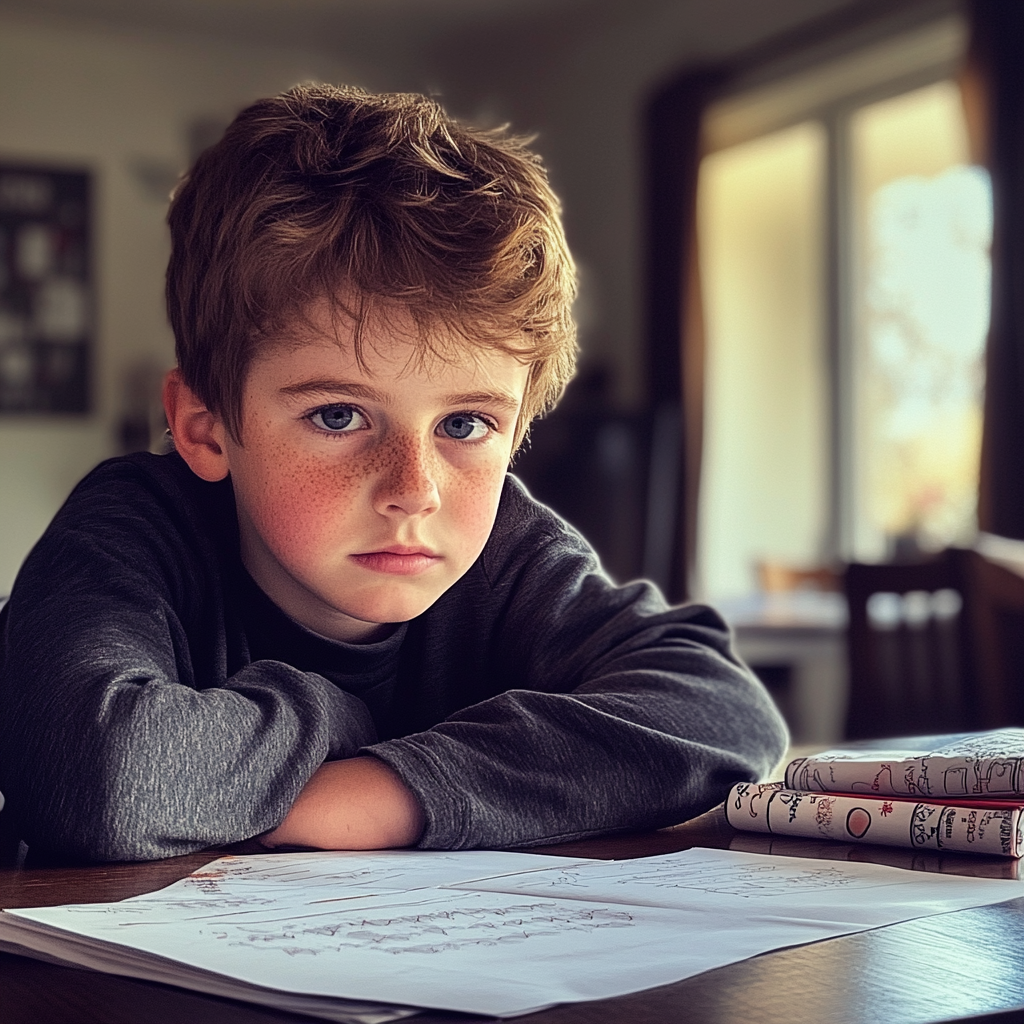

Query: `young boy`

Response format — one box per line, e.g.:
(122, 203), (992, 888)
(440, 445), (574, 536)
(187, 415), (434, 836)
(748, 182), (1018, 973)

(0, 84), (786, 863)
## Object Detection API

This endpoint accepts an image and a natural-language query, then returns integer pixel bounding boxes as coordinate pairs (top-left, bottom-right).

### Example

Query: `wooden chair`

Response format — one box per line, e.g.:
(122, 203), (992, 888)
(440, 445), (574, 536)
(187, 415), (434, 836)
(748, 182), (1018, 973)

(843, 548), (1024, 740)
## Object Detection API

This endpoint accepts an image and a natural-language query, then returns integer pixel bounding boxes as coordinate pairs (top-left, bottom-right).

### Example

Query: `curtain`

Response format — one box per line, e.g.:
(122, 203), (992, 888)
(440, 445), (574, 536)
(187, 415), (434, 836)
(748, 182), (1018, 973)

(643, 70), (721, 602)
(970, 0), (1024, 541)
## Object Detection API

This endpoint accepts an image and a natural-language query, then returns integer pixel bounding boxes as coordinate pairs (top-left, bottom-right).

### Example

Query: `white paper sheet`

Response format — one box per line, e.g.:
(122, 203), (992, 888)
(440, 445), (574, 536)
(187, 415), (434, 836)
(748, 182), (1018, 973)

(3, 847), (1023, 1019)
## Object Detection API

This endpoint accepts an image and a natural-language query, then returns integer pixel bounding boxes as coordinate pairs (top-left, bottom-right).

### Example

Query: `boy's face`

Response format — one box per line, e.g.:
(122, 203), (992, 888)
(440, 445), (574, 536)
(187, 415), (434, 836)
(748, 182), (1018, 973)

(224, 300), (529, 643)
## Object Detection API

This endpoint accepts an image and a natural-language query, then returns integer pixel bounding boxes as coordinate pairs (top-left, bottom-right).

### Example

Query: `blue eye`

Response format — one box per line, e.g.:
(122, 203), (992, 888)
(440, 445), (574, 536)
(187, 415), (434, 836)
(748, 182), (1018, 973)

(440, 413), (490, 441)
(309, 405), (364, 432)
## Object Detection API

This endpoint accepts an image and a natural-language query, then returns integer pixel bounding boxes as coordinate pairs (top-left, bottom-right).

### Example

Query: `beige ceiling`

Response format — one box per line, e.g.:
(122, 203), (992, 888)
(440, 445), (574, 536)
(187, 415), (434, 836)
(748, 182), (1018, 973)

(0, 0), (960, 88)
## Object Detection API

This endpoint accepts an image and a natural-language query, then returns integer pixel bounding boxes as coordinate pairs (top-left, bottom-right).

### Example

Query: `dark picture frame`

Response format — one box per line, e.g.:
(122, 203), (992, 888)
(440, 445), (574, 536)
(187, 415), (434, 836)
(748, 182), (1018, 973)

(0, 163), (92, 414)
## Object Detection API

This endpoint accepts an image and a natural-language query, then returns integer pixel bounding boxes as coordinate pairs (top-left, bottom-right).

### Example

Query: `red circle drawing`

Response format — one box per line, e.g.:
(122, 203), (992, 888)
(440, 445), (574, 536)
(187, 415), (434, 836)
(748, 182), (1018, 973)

(846, 807), (871, 838)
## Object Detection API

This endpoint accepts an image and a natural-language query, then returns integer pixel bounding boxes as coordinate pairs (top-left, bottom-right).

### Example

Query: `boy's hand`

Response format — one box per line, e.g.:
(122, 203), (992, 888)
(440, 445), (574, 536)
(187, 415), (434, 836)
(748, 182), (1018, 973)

(262, 756), (425, 850)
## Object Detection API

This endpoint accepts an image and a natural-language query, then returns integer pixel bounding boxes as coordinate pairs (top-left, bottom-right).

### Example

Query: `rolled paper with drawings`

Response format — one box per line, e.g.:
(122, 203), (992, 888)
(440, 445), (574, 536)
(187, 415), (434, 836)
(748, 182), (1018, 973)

(783, 729), (1024, 799)
(726, 782), (1024, 857)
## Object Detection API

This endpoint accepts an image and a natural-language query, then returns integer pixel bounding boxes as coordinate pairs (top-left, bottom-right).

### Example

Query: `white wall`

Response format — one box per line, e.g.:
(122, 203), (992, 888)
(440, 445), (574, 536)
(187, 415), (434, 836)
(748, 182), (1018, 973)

(0, 12), (349, 592)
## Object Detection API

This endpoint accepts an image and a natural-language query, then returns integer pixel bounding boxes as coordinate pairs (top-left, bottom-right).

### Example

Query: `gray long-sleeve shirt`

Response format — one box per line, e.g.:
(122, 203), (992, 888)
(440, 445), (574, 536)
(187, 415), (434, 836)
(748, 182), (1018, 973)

(0, 452), (787, 862)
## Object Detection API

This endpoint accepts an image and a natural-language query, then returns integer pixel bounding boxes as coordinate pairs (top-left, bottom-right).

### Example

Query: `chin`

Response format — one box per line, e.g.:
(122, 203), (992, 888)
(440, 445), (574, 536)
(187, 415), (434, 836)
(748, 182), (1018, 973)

(340, 590), (440, 627)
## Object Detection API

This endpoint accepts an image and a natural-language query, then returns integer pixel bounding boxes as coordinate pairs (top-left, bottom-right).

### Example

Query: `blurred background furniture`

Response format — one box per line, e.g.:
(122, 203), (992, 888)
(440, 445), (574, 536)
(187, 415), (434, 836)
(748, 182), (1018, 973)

(717, 564), (847, 746)
(720, 545), (1024, 746)
(756, 563), (841, 595)
(844, 548), (1024, 739)
(962, 549), (1024, 727)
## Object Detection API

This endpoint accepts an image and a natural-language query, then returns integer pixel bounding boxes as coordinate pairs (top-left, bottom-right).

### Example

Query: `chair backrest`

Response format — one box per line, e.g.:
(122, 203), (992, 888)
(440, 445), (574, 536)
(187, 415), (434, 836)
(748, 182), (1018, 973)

(844, 548), (1024, 740)
(961, 552), (1024, 728)
(845, 550), (969, 739)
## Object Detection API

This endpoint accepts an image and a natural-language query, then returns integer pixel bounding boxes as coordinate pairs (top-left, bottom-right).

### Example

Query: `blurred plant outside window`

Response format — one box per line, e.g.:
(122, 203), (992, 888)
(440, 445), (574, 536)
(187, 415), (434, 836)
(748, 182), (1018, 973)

(851, 82), (991, 561)
(696, 68), (990, 601)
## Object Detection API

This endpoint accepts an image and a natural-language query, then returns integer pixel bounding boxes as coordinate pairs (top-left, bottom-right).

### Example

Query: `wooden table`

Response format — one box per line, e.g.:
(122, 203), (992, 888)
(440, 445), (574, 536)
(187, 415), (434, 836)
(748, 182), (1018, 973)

(3, 808), (1024, 1024)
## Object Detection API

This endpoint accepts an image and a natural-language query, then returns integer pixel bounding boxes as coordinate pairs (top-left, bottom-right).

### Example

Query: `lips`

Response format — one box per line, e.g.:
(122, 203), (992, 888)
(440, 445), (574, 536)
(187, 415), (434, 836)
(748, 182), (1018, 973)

(350, 547), (441, 576)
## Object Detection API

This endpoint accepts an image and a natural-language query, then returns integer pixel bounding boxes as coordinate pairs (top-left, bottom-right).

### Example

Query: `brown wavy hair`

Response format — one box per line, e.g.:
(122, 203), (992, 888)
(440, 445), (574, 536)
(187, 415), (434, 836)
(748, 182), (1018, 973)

(166, 83), (578, 449)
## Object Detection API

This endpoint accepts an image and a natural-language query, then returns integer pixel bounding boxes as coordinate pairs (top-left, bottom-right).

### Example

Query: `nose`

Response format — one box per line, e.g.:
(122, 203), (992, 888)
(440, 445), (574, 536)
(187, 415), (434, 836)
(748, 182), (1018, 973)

(372, 431), (441, 518)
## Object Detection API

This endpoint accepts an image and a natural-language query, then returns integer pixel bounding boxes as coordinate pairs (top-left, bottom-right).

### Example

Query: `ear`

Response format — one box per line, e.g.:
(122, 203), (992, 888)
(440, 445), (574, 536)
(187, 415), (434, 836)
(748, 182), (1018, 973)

(162, 369), (231, 482)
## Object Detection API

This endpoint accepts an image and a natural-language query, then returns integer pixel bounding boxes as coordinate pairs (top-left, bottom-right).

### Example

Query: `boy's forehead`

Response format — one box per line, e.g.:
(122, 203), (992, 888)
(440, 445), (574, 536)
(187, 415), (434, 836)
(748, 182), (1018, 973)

(268, 295), (412, 351)
(255, 299), (530, 398)
(260, 297), (529, 389)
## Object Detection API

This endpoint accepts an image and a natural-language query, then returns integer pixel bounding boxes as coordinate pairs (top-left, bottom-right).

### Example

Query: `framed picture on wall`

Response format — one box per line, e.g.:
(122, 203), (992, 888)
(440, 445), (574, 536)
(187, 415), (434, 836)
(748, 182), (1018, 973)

(0, 163), (92, 413)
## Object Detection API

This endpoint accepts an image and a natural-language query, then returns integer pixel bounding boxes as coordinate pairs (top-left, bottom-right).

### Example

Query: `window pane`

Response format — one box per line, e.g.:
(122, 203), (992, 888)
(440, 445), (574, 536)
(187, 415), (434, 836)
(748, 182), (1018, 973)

(850, 81), (991, 560)
(697, 122), (827, 599)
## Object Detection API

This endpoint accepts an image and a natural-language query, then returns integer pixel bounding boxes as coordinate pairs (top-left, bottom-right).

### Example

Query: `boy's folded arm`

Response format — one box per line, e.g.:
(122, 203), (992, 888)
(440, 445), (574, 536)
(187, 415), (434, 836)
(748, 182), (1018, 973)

(0, 525), (376, 863)
(369, 644), (786, 851)
(261, 756), (425, 851)
(366, 513), (790, 851)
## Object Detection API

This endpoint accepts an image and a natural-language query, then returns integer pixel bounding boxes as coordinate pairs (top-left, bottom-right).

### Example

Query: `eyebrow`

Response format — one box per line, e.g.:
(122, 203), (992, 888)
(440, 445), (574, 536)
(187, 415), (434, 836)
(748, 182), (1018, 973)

(278, 378), (521, 412)
(444, 391), (522, 413)
(278, 378), (389, 403)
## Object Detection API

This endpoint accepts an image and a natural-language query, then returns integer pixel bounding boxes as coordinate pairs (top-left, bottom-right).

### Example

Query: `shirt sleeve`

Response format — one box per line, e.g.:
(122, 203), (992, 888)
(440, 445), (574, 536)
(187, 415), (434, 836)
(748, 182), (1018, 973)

(0, 463), (376, 862)
(366, 484), (790, 850)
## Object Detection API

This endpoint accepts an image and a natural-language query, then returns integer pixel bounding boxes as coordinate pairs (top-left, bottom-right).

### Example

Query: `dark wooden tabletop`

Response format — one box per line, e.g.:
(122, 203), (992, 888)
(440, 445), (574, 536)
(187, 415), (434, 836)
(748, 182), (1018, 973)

(3, 807), (1024, 1024)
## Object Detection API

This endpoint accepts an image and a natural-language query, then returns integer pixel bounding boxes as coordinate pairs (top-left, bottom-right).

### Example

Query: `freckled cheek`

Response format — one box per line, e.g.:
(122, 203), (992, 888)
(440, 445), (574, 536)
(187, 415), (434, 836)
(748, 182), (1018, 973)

(248, 454), (371, 561)
(444, 463), (508, 550)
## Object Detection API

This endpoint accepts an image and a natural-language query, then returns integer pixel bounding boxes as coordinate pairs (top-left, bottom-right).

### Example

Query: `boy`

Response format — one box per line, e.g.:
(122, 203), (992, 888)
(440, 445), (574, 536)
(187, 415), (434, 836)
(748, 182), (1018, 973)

(0, 84), (786, 862)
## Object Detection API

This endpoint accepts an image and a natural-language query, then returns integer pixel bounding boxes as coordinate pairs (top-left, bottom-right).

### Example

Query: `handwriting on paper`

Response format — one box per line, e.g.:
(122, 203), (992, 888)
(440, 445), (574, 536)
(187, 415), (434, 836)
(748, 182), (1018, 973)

(461, 853), (872, 902)
(202, 895), (636, 957)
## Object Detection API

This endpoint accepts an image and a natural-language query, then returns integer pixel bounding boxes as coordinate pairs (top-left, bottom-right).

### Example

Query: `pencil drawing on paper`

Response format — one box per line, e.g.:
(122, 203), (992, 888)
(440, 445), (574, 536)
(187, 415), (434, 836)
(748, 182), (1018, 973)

(489, 857), (861, 899)
(203, 899), (637, 957)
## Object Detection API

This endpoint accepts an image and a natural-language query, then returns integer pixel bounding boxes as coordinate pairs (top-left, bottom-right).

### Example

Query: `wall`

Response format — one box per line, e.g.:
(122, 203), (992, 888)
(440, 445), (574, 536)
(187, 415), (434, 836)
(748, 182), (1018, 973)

(697, 122), (828, 599)
(0, 12), (348, 592)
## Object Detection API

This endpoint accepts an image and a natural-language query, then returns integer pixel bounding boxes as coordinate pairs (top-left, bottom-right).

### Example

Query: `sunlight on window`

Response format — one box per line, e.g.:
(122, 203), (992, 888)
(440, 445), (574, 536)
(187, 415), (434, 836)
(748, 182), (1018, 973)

(852, 82), (991, 559)
(697, 122), (827, 599)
